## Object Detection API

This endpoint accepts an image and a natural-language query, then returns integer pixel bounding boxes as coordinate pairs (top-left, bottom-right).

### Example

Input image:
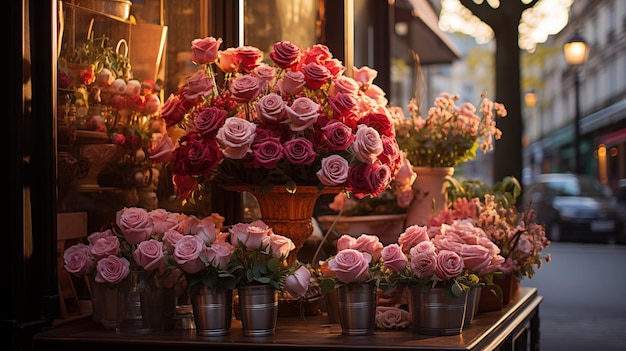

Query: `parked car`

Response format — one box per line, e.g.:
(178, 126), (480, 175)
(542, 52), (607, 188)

(524, 173), (624, 243)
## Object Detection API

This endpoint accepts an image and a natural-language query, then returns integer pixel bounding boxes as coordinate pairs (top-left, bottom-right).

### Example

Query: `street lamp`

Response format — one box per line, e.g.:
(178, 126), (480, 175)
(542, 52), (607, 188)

(563, 32), (589, 174)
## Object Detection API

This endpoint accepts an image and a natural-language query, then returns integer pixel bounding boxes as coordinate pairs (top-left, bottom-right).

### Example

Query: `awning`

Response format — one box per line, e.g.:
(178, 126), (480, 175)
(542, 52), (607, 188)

(393, 0), (461, 65)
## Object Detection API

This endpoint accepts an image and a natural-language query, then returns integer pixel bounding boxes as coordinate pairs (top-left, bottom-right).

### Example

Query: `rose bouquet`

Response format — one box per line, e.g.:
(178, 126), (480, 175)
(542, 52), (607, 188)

(390, 92), (507, 168)
(154, 37), (402, 201)
(226, 220), (311, 298)
(439, 177), (551, 281)
(62, 207), (227, 292)
(315, 233), (389, 293)
(381, 223), (501, 297)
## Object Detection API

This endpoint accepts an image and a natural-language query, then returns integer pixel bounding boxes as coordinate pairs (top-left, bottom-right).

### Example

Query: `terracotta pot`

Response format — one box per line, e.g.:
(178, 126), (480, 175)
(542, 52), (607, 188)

(405, 167), (454, 227)
(316, 214), (407, 245)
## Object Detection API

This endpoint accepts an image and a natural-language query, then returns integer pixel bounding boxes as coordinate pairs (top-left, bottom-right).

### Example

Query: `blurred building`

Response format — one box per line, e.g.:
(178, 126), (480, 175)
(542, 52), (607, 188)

(523, 0), (626, 192)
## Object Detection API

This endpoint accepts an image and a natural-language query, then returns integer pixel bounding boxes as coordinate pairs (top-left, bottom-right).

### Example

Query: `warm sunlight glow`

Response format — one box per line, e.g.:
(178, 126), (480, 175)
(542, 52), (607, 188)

(440, 0), (574, 51)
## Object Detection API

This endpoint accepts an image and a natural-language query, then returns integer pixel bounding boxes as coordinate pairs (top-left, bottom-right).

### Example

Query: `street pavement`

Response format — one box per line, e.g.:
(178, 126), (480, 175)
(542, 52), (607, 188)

(519, 242), (626, 351)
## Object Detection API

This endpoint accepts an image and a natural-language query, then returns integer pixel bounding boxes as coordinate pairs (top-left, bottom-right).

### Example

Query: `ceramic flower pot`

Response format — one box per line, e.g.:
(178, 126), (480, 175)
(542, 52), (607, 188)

(316, 214), (407, 245)
(405, 167), (454, 227)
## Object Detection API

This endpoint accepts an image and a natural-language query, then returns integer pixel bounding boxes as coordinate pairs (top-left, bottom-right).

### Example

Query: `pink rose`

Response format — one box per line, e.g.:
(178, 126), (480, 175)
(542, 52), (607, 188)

(252, 63), (277, 88)
(133, 239), (165, 271)
(194, 106), (228, 138)
(381, 244), (408, 273)
(269, 40), (301, 69)
(285, 97), (320, 132)
(195, 220), (218, 245)
(173, 235), (206, 274)
(321, 121), (355, 151)
(63, 244), (93, 276)
(148, 132), (175, 164)
(378, 135), (401, 174)
(410, 249), (437, 279)
(316, 155), (349, 186)
(336, 234), (357, 251)
(283, 138), (317, 165)
(191, 36), (222, 64)
(229, 220), (271, 250)
(94, 255), (130, 284)
(285, 266), (311, 298)
(353, 66), (378, 88)
(253, 137), (284, 168)
(351, 234), (383, 261)
(301, 62), (332, 90)
(90, 235), (121, 261)
(177, 214), (201, 234)
(352, 124), (383, 164)
(278, 71), (305, 95)
(205, 241), (235, 270)
(87, 229), (114, 246)
(398, 225), (430, 253)
(434, 250), (464, 281)
(328, 75), (360, 97)
(149, 209), (180, 236)
(185, 69), (214, 100)
(267, 233), (296, 258)
(458, 244), (492, 273)
(162, 229), (184, 254)
(328, 249), (371, 284)
(116, 207), (154, 245)
(375, 306), (411, 330)
(364, 84), (388, 105)
(216, 117), (256, 159)
(256, 93), (287, 123)
(228, 74), (264, 103)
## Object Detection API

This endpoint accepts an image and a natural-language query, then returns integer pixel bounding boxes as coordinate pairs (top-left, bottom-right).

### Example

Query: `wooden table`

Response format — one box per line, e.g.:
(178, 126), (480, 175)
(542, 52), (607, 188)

(33, 287), (542, 351)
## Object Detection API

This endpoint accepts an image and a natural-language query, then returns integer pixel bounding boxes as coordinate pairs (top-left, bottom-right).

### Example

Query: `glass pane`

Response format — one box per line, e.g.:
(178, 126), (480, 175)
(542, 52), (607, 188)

(244, 0), (319, 54)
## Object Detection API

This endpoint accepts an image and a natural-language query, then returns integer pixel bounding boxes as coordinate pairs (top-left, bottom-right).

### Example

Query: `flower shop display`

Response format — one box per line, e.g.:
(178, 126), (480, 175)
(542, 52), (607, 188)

(62, 207), (226, 332)
(316, 152), (417, 245)
(391, 92), (507, 227)
(380, 222), (508, 335)
(434, 176), (551, 310)
(156, 37), (402, 259)
(315, 233), (390, 335)
(58, 32), (166, 211)
(225, 220), (311, 336)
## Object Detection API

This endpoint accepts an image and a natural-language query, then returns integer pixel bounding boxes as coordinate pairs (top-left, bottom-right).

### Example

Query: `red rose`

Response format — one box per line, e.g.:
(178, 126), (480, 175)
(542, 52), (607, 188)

(301, 62), (332, 90)
(236, 45), (263, 73)
(269, 40), (301, 69)
(283, 138), (317, 165)
(194, 106), (227, 138)
(321, 121), (355, 151)
(253, 138), (284, 169)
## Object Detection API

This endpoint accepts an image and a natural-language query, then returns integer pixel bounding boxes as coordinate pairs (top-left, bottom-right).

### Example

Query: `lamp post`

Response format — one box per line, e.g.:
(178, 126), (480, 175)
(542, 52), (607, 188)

(563, 32), (589, 174)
